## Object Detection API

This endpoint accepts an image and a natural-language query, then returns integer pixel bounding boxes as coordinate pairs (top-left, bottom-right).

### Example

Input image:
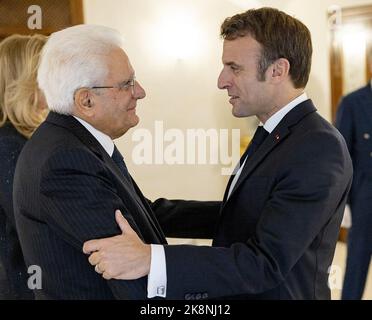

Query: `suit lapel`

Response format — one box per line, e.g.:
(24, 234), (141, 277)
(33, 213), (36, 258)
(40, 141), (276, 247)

(222, 100), (317, 208)
(130, 179), (167, 242)
(222, 159), (243, 202)
(46, 112), (105, 158)
(99, 150), (166, 242)
(105, 153), (167, 242)
(46, 113), (139, 197)
(222, 129), (287, 207)
(45, 112), (166, 242)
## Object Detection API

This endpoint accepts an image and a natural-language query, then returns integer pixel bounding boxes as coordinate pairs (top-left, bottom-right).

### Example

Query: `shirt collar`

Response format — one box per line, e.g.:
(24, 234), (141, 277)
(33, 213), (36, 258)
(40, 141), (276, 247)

(263, 92), (308, 133)
(73, 116), (115, 156)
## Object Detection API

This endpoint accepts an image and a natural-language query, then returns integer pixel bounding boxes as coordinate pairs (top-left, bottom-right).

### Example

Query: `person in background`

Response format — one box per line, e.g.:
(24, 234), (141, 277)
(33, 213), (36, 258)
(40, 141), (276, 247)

(0, 34), (47, 299)
(335, 63), (372, 300)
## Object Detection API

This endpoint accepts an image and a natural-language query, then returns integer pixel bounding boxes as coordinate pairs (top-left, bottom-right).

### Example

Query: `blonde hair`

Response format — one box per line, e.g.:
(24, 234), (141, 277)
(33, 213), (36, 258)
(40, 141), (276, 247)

(0, 34), (47, 138)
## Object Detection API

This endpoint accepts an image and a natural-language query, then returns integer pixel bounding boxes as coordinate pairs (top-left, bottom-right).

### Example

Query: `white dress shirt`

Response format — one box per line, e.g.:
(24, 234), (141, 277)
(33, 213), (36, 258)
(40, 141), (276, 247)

(73, 116), (163, 298)
(227, 92), (308, 199)
(73, 116), (114, 156)
(148, 92), (309, 298)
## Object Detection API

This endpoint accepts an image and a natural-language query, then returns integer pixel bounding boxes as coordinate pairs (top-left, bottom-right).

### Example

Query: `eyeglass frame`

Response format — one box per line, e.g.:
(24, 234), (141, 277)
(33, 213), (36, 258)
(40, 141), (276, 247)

(90, 76), (136, 95)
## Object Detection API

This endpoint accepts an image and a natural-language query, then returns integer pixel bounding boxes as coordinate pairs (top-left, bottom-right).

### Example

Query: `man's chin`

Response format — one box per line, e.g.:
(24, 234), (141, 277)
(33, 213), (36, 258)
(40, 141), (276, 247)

(113, 117), (140, 139)
(132, 114), (140, 126)
(128, 115), (140, 131)
(232, 107), (248, 118)
(231, 103), (257, 118)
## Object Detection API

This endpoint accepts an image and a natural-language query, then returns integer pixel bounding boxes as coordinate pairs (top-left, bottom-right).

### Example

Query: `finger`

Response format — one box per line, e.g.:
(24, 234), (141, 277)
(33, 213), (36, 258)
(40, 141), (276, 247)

(88, 252), (101, 266)
(83, 239), (101, 254)
(95, 264), (103, 274)
(102, 271), (112, 280)
(115, 210), (135, 235)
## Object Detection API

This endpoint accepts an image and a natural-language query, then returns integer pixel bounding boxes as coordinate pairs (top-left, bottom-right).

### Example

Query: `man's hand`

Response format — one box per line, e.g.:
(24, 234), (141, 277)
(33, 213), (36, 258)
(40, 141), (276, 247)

(82, 210), (151, 280)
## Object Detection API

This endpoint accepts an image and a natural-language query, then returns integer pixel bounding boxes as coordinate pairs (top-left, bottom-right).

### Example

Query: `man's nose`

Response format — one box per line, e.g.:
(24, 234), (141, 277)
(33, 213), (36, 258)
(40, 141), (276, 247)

(217, 69), (230, 90)
(133, 81), (146, 99)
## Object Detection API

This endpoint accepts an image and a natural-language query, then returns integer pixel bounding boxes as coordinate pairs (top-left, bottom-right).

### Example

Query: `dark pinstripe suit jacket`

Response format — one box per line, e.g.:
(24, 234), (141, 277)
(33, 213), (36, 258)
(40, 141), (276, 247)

(12, 112), (220, 299)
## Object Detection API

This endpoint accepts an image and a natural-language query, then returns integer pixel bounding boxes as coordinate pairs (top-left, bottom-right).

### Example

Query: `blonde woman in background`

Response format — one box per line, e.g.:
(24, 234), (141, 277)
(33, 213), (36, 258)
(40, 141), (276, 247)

(0, 34), (47, 299)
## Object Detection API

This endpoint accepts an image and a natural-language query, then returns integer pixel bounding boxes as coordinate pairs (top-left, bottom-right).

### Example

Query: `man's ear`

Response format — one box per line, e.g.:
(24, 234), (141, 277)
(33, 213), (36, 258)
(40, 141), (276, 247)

(269, 58), (290, 83)
(74, 88), (95, 116)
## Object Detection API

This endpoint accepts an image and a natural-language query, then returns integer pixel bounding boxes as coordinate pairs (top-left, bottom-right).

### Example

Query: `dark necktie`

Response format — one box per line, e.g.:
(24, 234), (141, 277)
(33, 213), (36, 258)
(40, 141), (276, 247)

(112, 145), (133, 184)
(225, 126), (269, 201)
(240, 126), (269, 165)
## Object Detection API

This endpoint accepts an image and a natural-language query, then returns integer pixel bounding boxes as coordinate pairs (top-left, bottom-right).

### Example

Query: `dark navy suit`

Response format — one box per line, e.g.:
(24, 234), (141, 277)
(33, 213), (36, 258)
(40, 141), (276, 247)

(0, 123), (34, 299)
(13, 112), (220, 299)
(335, 83), (372, 299)
(164, 100), (353, 299)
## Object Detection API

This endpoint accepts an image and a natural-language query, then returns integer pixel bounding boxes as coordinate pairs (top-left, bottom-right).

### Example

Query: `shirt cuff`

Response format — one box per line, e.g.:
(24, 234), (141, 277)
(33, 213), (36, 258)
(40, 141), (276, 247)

(147, 244), (167, 298)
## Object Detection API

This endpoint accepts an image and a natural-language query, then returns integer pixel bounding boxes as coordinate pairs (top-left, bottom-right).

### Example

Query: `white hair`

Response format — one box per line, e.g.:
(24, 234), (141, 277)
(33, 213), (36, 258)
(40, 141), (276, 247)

(37, 24), (124, 114)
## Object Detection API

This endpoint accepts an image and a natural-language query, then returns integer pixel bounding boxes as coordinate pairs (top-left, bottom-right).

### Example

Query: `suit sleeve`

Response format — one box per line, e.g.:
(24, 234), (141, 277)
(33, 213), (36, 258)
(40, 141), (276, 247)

(150, 198), (221, 239)
(39, 148), (147, 299)
(163, 131), (353, 299)
(335, 96), (354, 156)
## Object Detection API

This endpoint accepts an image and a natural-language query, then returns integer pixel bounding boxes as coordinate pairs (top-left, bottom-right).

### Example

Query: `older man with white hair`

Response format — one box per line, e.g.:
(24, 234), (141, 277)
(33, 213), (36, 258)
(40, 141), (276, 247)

(12, 24), (220, 299)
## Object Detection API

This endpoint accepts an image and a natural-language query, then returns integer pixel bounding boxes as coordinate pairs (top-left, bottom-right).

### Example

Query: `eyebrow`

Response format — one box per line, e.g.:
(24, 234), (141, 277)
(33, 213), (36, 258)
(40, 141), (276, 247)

(224, 61), (242, 68)
(119, 74), (135, 85)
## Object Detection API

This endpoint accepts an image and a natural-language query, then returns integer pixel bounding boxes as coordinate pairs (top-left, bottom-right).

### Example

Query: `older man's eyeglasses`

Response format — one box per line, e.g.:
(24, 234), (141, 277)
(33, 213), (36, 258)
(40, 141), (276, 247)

(91, 76), (136, 95)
